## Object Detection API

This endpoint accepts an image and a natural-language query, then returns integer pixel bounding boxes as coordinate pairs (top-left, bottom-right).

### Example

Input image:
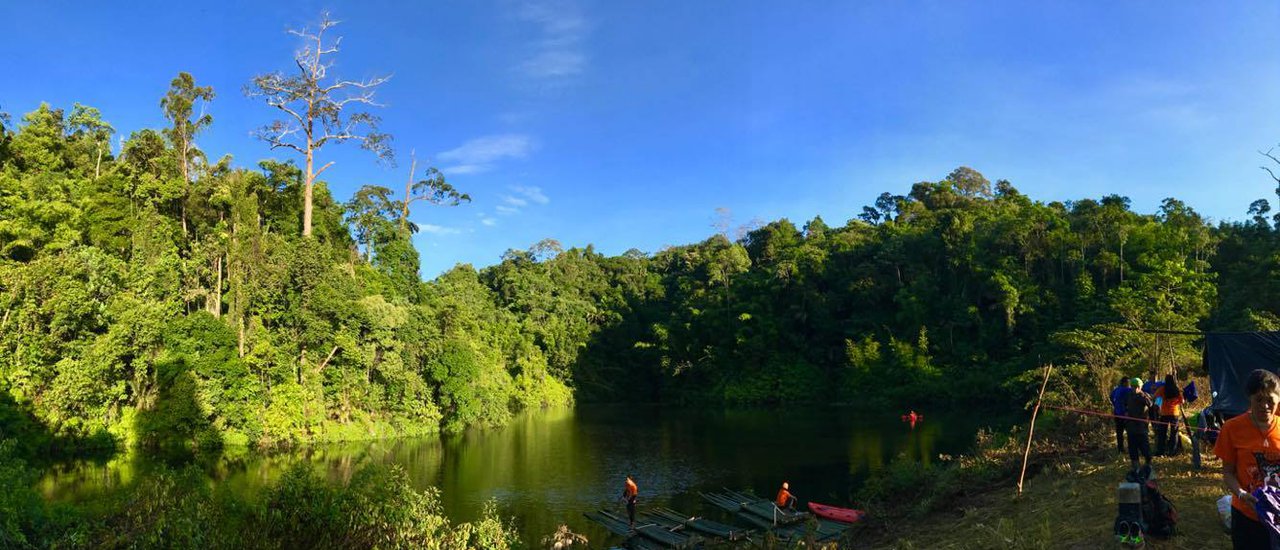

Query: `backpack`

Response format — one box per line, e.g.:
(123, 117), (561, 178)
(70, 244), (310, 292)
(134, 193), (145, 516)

(1114, 481), (1145, 544)
(1141, 481), (1178, 538)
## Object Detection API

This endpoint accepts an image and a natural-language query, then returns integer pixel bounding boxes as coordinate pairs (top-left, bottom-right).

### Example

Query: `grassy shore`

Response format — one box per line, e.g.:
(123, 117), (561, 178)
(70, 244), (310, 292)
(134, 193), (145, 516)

(860, 423), (1232, 549)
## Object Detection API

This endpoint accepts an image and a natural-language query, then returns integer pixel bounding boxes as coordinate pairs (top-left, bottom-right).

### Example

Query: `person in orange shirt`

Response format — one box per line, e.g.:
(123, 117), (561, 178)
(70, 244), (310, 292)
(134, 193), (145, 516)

(620, 475), (639, 529)
(1154, 374), (1185, 456)
(1214, 369), (1280, 548)
(775, 481), (797, 510)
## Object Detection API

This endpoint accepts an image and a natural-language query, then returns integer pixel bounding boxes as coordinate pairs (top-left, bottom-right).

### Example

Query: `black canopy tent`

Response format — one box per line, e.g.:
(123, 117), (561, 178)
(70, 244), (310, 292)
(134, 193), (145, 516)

(1206, 331), (1280, 416)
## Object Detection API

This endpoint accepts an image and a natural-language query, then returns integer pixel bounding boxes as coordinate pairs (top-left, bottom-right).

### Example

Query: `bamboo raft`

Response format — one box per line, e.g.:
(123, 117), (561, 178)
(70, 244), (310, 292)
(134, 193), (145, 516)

(585, 489), (854, 549)
(640, 507), (753, 542)
(700, 489), (851, 543)
(583, 509), (699, 550)
(700, 489), (808, 525)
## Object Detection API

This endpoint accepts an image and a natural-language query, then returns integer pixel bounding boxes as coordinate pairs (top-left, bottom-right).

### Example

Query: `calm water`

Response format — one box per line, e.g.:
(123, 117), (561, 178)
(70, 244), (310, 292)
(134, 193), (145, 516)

(38, 405), (1005, 546)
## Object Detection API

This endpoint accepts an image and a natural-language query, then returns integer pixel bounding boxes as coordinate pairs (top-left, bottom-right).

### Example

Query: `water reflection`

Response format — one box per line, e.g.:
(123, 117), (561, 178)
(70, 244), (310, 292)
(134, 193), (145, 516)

(38, 405), (1002, 546)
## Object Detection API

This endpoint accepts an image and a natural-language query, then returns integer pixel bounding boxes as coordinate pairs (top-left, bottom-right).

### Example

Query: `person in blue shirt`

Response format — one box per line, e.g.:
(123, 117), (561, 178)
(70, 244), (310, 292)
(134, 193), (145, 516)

(1110, 378), (1133, 454)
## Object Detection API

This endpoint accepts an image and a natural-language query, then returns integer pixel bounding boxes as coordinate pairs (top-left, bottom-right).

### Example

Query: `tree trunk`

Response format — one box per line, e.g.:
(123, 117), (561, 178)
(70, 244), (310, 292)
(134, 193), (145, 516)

(214, 254), (223, 318)
(1119, 240), (1125, 283)
(401, 154), (417, 231)
(303, 148), (314, 237)
(232, 216), (245, 358)
(180, 135), (190, 238)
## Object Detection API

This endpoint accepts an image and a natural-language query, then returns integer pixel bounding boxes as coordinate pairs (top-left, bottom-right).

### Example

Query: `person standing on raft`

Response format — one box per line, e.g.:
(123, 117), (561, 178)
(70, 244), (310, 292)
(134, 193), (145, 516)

(621, 475), (639, 529)
(776, 481), (797, 510)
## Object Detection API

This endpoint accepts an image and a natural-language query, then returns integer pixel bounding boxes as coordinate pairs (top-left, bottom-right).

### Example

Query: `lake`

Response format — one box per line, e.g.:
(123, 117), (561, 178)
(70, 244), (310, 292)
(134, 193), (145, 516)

(38, 405), (1007, 546)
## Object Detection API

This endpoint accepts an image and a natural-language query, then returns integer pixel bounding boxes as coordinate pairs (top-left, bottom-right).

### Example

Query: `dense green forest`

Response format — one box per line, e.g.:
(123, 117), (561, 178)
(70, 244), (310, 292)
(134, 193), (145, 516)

(3, 25), (1280, 457)
(4, 79), (1277, 452)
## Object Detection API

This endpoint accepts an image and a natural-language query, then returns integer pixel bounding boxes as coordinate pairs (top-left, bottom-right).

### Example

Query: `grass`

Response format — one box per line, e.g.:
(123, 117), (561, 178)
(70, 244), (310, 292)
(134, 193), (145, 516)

(860, 426), (1232, 549)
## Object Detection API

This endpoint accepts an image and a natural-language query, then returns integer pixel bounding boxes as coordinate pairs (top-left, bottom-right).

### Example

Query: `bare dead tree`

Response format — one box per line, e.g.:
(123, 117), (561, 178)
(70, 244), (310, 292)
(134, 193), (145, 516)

(1262, 147), (1280, 186)
(246, 12), (393, 237)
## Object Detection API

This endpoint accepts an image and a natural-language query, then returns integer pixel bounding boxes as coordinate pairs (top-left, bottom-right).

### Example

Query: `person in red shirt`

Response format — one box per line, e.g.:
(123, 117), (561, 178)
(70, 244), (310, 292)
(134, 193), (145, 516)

(775, 481), (796, 510)
(1215, 369), (1280, 548)
(620, 475), (639, 529)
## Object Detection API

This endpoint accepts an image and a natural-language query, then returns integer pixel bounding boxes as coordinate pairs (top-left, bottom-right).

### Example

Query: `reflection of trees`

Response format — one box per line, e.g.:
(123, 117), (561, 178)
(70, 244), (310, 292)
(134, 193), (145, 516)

(847, 429), (885, 475)
(844, 413), (946, 478)
(895, 419), (942, 466)
(36, 452), (137, 502)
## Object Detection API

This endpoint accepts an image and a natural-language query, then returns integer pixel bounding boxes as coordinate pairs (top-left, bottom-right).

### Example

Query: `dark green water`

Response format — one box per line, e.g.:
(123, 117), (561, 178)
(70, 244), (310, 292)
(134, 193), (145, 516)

(38, 405), (1005, 546)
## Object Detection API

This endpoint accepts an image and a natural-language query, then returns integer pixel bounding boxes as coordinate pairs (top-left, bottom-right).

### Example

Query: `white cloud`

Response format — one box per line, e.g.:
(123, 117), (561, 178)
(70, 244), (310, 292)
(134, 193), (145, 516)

(503, 195), (529, 207)
(481, 217), (497, 226)
(523, 51), (585, 78)
(419, 224), (463, 235)
(496, 205), (519, 215)
(443, 164), (487, 175)
(438, 134), (533, 174)
(516, 1), (589, 80)
(1094, 75), (1212, 131)
(510, 184), (550, 205)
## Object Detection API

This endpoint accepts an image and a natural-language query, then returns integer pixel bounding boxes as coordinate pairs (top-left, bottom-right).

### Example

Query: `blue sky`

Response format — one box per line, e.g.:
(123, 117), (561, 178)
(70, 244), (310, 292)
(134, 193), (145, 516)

(3, 1), (1279, 278)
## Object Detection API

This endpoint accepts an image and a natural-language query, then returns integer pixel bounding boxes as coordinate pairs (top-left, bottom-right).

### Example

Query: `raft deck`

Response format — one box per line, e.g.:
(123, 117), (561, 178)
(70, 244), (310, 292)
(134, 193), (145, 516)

(583, 509), (699, 549)
(585, 490), (855, 549)
(640, 507), (753, 542)
(700, 489), (853, 543)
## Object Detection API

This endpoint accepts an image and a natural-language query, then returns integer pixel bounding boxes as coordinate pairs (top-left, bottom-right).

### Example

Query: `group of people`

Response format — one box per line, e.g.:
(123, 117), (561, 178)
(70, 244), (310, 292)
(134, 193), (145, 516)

(1109, 374), (1187, 473)
(1109, 368), (1280, 547)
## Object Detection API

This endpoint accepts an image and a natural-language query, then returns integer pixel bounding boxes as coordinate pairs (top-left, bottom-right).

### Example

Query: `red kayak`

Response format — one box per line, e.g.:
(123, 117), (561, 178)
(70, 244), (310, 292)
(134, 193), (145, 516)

(807, 502), (866, 524)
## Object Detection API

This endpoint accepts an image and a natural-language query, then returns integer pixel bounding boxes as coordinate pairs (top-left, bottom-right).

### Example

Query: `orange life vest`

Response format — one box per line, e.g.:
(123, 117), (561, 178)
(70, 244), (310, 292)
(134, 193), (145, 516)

(775, 488), (792, 507)
(624, 479), (638, 500)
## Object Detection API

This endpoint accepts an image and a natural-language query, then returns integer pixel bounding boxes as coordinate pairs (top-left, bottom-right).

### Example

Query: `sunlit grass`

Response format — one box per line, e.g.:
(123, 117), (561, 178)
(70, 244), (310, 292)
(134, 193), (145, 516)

(867, 432), (1231, 549)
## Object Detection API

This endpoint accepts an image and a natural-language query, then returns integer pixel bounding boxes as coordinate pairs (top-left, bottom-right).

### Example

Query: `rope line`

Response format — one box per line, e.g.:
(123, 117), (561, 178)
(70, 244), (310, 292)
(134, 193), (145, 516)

(1039, 403), (1221, 434)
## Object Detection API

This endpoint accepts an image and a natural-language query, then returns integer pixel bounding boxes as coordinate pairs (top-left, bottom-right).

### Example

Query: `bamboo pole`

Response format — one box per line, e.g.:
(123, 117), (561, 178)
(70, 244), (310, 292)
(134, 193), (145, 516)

(1018, 364), (1054, 495)
(1167, 332), (1202, 469)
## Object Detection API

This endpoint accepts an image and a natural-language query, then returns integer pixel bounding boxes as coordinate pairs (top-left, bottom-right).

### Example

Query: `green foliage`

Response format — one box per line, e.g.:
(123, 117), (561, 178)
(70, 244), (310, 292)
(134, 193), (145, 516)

(0, 443), (521, 549)
(0, 440), (44, 548)
(0, 76), (1268, 450)
(427, 338), (513, 432)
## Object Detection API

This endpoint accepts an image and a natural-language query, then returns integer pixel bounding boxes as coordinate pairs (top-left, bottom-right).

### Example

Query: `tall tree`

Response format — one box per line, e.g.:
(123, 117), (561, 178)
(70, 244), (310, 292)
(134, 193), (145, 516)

(246, 12), (393, 238)
(9, 103), (65, 173)
(400, 155), (470, 232)
(160, 72), (215, 236)
(346, 184), (397, 262)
